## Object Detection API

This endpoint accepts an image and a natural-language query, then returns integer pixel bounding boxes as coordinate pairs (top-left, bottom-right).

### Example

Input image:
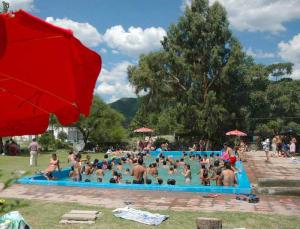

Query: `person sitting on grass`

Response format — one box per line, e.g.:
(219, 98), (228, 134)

(40, 153), (60, 180)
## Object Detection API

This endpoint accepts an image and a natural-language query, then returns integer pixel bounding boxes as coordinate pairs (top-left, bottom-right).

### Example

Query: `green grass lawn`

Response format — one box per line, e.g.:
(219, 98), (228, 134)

(0, 149), (299, 228)
(1, 199), (299, 229)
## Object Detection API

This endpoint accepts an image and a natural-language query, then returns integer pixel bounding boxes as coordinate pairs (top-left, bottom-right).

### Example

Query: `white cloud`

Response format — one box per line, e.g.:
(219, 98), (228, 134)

(98, 61), (132, 84)
(45, 17), (102, 48)
(246, 48), (276, 59)
(102, 25), (166, 56)
(5, 0), (35, 11)
(210, 0), (300, 33)
(96, 61), (137, 102)
(278, 33), (300, 79)
(182, 0), (300, 33)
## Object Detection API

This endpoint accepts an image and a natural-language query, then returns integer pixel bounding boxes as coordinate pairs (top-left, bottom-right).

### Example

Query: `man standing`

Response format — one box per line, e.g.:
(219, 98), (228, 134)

(28, 138), (40, 166)
(221, 162), (236, 186)
(262, 138), (270, 162)
(131, 157), (146, 184)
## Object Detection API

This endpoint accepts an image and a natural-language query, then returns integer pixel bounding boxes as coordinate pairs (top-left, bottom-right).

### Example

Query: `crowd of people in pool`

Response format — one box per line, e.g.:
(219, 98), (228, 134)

(40, 143), (238, 187)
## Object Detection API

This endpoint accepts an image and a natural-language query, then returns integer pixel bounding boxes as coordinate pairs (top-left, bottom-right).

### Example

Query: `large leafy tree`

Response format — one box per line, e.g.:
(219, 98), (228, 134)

(74, 96), (127, 145)
(128, 0), (294, 143)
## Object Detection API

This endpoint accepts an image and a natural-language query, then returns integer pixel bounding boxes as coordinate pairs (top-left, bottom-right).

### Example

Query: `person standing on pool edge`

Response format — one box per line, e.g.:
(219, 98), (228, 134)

(28, 138), (40, 167)
(131, 157), (147, 184)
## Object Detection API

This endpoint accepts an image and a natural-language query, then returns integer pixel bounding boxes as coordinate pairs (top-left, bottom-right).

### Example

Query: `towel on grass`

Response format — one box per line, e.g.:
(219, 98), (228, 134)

(0, 211), (31, 229)
(113, 207), (168, 225)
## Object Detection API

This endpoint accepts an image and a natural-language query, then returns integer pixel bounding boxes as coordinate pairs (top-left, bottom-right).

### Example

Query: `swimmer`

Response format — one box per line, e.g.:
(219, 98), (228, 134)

(182, 164), (191, 183)
(125, 168), (130, 175)
(168, 166), (175, 175)
(117, 161), (123, 171)
(96, 165), (104, 182)
(200, 164), (210, 186)
(162, 160), (168, 169)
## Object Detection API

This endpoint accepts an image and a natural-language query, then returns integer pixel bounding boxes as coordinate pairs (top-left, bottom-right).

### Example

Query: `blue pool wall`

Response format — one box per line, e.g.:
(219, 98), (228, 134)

(17, 151), (252, 194)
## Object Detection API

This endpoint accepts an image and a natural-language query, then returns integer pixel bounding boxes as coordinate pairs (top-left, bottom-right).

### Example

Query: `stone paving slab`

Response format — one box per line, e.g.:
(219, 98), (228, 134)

(1, 184), (300, 216)
(243, 151), (300, 184)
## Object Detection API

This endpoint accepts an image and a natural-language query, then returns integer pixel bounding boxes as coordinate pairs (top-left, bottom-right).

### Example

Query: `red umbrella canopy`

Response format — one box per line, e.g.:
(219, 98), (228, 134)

(226, 129), (247, 137)
(0, 10), (101, 137)
(134, 127), (154, 133)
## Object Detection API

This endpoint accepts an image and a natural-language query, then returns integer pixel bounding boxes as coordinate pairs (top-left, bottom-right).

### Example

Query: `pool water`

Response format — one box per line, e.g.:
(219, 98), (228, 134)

(18, 151), (252, 194)
(66, 156), (237, 186)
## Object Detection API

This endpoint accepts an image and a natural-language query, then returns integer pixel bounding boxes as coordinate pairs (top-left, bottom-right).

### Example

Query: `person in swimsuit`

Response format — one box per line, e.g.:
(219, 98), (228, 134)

(221, 162), (236, 186)
(131, 157), (146, 184)
(96, 164), (104, 182)
(71, 154), (82, 181)
(182, 164), (191, 183)
(42, 154), (60, 180)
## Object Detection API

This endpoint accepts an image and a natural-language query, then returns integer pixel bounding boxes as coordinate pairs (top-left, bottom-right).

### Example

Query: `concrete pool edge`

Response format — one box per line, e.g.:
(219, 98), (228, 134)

(17, 177), (251, 194)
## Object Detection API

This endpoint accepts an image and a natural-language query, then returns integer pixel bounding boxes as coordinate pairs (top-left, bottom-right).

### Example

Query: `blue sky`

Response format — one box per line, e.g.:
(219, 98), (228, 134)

(6, 0), (300, 103)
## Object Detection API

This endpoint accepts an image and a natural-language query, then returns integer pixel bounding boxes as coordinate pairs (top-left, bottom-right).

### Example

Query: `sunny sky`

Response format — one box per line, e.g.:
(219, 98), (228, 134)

(5, 0), (300, 103)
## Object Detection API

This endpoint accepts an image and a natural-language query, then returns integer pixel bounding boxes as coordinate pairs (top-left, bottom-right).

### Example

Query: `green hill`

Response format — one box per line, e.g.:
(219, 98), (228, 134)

(109, 98), (139, 126)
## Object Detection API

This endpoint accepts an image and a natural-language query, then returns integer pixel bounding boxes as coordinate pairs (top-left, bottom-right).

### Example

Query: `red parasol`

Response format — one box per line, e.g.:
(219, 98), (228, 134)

(134, 127), (154, 133)
(0, 10), (101, 137)
(226, 129), (247, 137)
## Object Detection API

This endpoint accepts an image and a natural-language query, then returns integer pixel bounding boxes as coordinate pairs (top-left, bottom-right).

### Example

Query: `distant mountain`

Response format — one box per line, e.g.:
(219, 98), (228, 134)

(109, 98), (139, 126)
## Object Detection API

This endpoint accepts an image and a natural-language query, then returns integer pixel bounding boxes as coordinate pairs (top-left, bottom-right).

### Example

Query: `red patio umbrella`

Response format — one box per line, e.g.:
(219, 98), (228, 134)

(0, 10), (101, 137)
(226, 129), (247, 137)
(134, 127), (154, 133)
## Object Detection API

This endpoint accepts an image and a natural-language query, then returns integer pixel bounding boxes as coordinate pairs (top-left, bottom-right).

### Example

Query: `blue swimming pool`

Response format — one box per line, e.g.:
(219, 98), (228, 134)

(17, 151), (252, 194)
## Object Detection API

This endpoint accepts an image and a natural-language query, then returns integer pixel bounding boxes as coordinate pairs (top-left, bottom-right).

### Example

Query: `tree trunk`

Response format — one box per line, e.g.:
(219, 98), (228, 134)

(196, 217), (222, 229)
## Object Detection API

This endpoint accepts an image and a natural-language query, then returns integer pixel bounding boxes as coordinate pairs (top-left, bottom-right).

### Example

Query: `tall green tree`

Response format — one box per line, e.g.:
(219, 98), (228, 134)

(74, 96), (127, 145)
(128, 0), (294, 143)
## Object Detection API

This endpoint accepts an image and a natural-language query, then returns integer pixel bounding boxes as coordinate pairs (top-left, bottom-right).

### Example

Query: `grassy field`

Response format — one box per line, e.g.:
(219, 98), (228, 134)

(0, 149), (299, 228)
(1, 199), (299, 229)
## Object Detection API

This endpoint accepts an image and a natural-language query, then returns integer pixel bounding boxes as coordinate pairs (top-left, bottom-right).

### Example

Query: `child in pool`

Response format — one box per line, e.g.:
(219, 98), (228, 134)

(200, 164), (210, 186)
(168, 166), (175, 175)
(117, 161), (123, 171)
(150, 163), (158, 177)
(182, 164), (191, 183)
(125, 168), (130, 175)
(156, 177), (163, 185)
(70, 155), (81, 181)
(162, 160), (168, 169)
(96, 164), (104, 182)
(173, 164), (178, 173)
